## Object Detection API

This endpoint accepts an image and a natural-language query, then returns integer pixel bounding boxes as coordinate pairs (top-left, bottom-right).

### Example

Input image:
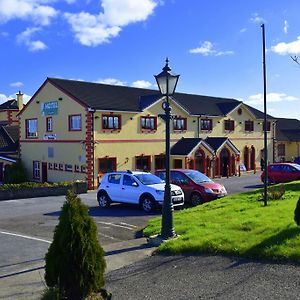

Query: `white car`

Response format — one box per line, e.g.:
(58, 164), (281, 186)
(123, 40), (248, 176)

(97, 170), (184, 212)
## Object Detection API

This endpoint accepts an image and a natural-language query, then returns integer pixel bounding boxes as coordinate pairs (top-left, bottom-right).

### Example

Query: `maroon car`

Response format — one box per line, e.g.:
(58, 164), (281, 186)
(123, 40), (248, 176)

(155, 169), (227, 206)
(261, 163), (300, 184)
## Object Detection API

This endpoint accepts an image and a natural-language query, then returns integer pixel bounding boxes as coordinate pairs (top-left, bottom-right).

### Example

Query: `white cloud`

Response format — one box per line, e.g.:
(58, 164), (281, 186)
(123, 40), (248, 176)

(0, 92), (31, 104)
(271, 36), (300, 55)
(0, 0), (58, 26)
(250, 13), (266, 24)
(96, 78), (126, 86)
(132, 80), (152, 88)
(189, 41), (234, 56)
(246, 92), (298, 105)
(10, 81), (24, 87)
(283, 20), (289, 34)
(17, 27), (47, 52)
(64, 0), (157, 46)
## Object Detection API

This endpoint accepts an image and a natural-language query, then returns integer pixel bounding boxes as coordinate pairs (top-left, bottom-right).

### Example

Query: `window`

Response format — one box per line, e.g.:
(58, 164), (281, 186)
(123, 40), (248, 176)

(26, 119), (38, 138)
(173, 117), (187, 131)
(46, 117), (53, 132)
(141, 116), (157, 130)
(174, 159), (183, 169)
(69, 115), (81, 131)
(108, 174), (121, 184)
(33, 161), (40, 179)
(48, 147), (54, 158)
(102, 115), (121, 130)
(262, 121), (271, 132)
(99, 157), (117, 173)
(278, 144), (285, 156)
(136, 156), (151, 172)
(155, 155), (165, 170)
(224, 120), (235, 131)
(200, 119), (212, 131)
(245, 120), (254, 132)
(123, 174), (137, 186)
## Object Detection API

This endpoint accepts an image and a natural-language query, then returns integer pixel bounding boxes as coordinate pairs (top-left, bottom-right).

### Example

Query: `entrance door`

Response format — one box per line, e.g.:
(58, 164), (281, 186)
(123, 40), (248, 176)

(220, 148), (230, 177)
(42, 162), (48, 182)
(195, 149), (205, 173)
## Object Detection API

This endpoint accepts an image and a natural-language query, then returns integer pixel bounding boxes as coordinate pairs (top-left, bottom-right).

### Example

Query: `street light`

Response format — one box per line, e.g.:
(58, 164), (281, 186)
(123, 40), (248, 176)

(155, 58), (180, 240)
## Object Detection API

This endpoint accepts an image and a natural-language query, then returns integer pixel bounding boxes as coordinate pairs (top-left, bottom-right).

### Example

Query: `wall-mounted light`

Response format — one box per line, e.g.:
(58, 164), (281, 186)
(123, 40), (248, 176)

(58, 97), (63, 101)
(239, 122), (243, 124)
(130, 117), (133, 120)
(193, 120), (196, 123)
(36, 101), (40, 104)
(257, 122), (261, 125)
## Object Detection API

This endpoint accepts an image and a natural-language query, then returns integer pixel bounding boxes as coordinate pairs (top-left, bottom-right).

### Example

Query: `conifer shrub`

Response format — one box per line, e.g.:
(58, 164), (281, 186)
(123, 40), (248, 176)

(3, 160), (27, 184)
(294, 197), (300, 226)
(44, 191), (110, 299)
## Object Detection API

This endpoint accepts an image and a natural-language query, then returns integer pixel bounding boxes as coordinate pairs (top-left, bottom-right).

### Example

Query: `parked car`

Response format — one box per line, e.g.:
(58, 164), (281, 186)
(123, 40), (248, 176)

(261, 163), (300, 184)
(155, 169), (227, 206)
(97, 170), (184, 213)
(294, 156), (300, 165)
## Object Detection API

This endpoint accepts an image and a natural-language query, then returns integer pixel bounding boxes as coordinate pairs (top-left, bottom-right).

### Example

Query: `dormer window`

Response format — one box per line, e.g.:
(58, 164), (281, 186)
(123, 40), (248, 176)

(141, 116), (157, 131)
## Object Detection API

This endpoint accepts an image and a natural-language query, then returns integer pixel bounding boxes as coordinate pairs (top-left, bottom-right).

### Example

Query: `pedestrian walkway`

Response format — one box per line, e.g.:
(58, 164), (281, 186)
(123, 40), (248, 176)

(0, 237), (156, 299)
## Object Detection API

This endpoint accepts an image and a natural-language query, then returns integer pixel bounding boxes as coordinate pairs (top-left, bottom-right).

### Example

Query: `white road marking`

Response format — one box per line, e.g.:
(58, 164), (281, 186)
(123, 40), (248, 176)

(120, 222), (138, 228)
(98, 232), (116, 240)
(96, 221), (135, 230)
(0, 230), (51, 244)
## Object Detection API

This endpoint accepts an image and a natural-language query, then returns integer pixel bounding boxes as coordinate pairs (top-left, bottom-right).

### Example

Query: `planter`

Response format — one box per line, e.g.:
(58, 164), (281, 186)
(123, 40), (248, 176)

(0, 182), (88, 201)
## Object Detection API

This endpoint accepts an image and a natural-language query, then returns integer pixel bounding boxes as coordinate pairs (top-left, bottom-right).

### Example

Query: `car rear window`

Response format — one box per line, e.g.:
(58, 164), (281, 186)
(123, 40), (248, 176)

(108, 174), (121, 184)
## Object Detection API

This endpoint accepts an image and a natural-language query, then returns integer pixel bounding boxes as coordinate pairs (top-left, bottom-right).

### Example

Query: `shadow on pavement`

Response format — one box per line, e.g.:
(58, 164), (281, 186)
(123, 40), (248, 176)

(243, 184), (264, 189)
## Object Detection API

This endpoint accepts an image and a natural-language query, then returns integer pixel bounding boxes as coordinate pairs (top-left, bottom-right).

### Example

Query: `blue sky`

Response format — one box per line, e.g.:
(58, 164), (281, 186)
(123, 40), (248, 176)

(1, 0), (300, 120)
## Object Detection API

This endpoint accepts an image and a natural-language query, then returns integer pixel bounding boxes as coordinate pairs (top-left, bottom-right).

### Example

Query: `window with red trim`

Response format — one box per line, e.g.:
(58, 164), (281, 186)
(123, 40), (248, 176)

(224, 120), (235, 131)
(155, 155), (165, 170)
(26, 118), (38, 138)
(33, 161), (40, 179)
(135, 156), (151, 172)
(173, 117), (187, 130)
(245, 120), (254, 132)
(102, 115), (121, 130)
(69, 114), (81, 131)
(99, 157), (117, 173)
(141, 116), (157, 130)
(200, 119), (212, 131)
(278, 144), (285, 156)
(46, 117), (53, 132)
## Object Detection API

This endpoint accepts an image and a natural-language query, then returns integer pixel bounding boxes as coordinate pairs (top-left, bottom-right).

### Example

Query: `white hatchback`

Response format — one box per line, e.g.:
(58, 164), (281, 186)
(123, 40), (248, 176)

(97, 171), (184, 212)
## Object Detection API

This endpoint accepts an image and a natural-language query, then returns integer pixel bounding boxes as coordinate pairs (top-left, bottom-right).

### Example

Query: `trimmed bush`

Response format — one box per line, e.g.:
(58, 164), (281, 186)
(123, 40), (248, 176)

(3, 160), (27, 184)
(294, 197), (300, 226)
(259, 184), (285, 201)
(44, 191), (109, 299)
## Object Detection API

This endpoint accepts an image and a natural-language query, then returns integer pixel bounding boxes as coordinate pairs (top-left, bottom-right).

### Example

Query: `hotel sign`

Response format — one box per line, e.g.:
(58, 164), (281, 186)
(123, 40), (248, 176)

(41, 101), (58, 116)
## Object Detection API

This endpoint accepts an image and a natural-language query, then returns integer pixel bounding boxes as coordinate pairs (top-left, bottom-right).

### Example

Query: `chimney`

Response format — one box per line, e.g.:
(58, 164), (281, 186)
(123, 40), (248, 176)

(16, 91), (24, 110)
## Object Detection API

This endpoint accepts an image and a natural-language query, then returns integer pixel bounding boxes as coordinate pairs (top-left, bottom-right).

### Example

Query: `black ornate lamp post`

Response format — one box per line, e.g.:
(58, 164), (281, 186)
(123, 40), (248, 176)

(155, 58), (180, 240)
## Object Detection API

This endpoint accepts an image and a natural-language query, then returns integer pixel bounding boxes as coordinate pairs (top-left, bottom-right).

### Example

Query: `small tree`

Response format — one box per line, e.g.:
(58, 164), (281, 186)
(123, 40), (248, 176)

(294, 197), (300, 226)
(44, 191), (108, 299)
(4, 160), (27, 183)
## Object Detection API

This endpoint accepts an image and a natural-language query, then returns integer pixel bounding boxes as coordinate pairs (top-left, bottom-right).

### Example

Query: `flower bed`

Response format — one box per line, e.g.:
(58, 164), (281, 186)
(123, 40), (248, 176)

(0, 181), (88, 200)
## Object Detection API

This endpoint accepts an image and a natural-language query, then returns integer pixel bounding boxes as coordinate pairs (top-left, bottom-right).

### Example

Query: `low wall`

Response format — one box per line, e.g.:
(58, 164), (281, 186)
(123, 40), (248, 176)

(0, 182), (88, 200)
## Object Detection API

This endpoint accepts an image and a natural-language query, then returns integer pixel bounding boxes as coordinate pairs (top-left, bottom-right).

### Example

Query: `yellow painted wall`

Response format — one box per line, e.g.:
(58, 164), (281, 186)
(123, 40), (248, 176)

(282, 142), (300, 161)
(0, 111), (8, 123)
(20, 81), (87, 182)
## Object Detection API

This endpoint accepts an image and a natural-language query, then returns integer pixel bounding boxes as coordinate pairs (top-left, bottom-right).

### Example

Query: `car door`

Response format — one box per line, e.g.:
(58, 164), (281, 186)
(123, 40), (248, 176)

(171, 171), (193, 200)
(287, 165), (300, 182)
(105, 173), (122, 201)
(120, 174), (141, 204)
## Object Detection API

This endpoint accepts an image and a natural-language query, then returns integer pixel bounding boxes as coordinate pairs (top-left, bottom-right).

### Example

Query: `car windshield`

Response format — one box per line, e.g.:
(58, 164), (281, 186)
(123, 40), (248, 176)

(291, 163), (300, 171)
(184, 170), (212, 184)
(134, 173), (164, 185)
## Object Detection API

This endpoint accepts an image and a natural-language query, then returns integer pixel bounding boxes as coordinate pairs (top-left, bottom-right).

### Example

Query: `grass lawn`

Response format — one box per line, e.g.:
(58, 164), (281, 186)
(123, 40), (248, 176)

(143, 180), (300, 263)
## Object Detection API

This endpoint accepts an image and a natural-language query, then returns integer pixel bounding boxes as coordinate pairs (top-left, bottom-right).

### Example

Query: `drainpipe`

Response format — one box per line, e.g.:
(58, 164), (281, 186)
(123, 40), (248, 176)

(197, 116), (200, 138)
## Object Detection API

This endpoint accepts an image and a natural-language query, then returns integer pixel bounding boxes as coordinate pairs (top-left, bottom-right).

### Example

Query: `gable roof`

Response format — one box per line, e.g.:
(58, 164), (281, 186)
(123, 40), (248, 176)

(0, 125), (19, 153)
(205, 137), (240, 154)
(0, 99), (18, 110)
(23, 77), (273, 120)
(276, 118), (300, 141)
(171, 138), (214, 156)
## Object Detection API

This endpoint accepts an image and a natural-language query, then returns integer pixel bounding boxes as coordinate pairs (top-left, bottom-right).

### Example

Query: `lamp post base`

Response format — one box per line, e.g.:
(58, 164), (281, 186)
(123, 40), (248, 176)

(147, 234), (179, 247)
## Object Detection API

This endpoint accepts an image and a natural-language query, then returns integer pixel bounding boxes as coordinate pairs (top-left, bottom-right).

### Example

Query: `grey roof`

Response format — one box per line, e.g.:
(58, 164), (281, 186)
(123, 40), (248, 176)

(0, 99), (18, 110)
(204, 137), (228, 152)
(276, 118), (300, 141)
(0, 125), (19, 153)
(47, 78), (271, 119)
(171, 138), (204, 155)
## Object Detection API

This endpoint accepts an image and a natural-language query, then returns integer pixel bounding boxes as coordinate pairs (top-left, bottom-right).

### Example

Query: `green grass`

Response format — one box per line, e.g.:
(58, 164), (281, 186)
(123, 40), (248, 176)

(143, 181), (300, 262)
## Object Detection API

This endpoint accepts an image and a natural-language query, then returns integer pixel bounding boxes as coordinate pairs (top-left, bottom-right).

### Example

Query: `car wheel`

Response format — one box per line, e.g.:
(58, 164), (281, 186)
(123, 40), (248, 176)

(190, 193), (203, 206)
(140, 195), (156, 213)
(97, 192), (111, 208)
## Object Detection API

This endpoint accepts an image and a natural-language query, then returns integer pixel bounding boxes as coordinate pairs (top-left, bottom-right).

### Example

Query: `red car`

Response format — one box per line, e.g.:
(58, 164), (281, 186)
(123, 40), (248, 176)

(155, 169), (227, 206)
(261, 163), (300, 184)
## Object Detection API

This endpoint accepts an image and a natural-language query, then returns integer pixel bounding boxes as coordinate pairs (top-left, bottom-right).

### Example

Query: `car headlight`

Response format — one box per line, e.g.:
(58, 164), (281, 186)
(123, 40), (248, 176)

(204, 188), (214, 194)
(155, 190), (164, 195)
